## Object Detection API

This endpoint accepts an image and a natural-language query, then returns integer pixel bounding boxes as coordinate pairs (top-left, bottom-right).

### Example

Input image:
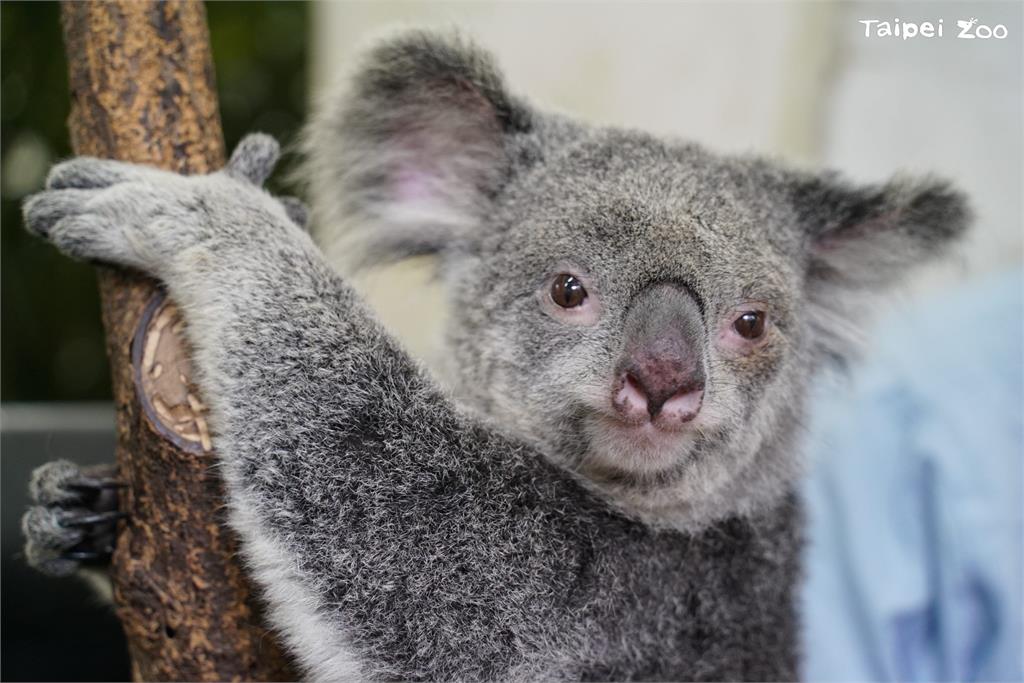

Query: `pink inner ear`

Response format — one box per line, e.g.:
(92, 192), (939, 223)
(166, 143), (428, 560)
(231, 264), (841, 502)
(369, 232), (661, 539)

(394, 164), (437, 203)
(813, 212), (896, 254)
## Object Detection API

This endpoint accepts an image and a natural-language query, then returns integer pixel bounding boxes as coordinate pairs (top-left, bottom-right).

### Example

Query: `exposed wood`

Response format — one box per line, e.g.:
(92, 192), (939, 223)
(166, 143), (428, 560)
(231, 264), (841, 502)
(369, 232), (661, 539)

(60, 2), (296, 679)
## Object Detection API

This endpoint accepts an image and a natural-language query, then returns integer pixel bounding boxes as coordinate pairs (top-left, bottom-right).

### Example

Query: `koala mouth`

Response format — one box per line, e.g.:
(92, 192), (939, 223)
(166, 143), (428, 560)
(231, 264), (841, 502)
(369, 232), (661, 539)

(582, 411), (700, 479)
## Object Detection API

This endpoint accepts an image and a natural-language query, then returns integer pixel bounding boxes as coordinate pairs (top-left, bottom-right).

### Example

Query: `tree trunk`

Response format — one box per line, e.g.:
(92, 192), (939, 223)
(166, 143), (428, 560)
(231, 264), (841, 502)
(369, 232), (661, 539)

(60, 2), (296, 680)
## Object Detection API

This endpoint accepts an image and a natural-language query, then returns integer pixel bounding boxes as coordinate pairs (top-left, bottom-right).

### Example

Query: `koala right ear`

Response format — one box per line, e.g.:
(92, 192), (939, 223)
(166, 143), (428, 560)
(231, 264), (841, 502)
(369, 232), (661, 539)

(304, 30), (532, 267)
(789, 170), (972, 363)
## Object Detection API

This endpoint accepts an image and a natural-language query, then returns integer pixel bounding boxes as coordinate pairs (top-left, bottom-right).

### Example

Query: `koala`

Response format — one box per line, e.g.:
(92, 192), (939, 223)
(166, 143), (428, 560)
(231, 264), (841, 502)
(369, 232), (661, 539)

(21, 31), (969, 681)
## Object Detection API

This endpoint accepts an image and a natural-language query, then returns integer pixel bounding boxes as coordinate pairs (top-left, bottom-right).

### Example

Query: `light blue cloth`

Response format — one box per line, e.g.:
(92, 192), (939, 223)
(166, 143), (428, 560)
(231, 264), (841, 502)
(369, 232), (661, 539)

(802, 269), (1023, 682)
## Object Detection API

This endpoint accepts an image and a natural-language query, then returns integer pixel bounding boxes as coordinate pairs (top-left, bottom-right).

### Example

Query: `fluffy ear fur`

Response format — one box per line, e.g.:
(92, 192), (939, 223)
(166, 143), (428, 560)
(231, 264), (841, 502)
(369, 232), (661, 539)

(304, 30), (532, 268)
(792, 172), (972, 362)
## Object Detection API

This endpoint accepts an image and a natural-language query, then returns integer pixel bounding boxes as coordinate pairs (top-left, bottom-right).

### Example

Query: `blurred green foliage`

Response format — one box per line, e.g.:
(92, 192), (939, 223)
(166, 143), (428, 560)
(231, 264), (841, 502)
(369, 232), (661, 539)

(1, 1), (309, 401)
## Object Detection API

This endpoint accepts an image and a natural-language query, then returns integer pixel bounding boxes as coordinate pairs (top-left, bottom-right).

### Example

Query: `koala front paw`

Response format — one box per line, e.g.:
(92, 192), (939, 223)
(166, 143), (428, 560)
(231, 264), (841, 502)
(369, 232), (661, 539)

(22, 134), (299, 274)
(22, 460), (125, 577)
(22, 157), (188, 271)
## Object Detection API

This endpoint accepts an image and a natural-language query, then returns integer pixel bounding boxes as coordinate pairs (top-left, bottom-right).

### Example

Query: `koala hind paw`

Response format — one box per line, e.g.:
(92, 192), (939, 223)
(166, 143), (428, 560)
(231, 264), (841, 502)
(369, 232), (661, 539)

(22, 460), (125, 577)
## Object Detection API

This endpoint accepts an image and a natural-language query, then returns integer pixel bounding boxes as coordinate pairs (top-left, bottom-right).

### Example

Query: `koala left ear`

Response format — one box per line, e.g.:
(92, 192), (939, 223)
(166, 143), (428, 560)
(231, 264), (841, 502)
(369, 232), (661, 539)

(303, 30), (532, 268)
(791, 172), (971, 359)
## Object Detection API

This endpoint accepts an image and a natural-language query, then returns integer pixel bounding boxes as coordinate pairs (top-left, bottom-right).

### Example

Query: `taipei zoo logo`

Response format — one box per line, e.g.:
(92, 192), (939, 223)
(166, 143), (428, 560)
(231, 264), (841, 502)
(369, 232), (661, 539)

(860, 17), (1009, 40)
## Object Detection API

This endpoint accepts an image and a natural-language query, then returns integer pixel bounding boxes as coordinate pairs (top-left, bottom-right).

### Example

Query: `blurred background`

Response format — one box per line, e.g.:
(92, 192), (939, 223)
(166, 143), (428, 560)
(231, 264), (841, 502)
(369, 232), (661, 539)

(2, 1), (1020, 681)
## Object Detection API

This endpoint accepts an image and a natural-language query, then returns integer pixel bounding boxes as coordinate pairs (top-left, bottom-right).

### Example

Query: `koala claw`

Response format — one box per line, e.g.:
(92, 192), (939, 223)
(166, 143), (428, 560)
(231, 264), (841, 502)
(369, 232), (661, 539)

(62, 549), (114, 562)
(59, 510), (128, 528)
(22, 460), (124, 577)
(66, 476), (127, 493)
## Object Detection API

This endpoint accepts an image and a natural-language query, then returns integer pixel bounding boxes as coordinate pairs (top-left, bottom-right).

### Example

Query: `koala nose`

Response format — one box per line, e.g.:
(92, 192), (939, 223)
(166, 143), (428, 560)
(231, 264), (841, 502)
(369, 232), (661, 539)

(614, 357), (705, 424)
(613, 281), (707, 426)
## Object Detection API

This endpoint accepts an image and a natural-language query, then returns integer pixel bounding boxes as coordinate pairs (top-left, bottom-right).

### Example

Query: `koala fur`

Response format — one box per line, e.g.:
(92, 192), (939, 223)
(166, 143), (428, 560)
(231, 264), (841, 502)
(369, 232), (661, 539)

(23, 31), (968, 681)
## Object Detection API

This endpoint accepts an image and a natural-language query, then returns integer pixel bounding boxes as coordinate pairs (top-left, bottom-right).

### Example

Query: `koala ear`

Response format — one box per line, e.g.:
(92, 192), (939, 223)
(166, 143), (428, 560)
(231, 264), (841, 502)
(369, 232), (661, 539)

(304, 30), (531, 268)
(792, 172), (971, 361)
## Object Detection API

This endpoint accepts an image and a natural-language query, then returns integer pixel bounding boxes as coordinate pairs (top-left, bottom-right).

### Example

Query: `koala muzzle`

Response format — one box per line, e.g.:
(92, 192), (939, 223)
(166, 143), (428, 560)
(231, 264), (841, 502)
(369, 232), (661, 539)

(612, 283), (706, 426)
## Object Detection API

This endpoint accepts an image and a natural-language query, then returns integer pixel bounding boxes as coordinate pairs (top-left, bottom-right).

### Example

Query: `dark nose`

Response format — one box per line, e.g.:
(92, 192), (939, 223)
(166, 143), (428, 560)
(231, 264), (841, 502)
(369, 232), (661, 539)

(611, 282), (706, 425)
(615, 347), (705, 423)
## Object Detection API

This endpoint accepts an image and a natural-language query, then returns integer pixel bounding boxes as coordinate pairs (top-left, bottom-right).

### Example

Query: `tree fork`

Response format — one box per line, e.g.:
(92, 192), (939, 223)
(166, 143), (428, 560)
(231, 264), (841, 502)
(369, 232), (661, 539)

(60, 2), (295, 679)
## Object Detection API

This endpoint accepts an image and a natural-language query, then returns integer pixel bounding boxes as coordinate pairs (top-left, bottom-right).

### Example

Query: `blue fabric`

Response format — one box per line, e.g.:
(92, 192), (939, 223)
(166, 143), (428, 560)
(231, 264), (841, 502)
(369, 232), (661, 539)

(802, 269), (1023, 682)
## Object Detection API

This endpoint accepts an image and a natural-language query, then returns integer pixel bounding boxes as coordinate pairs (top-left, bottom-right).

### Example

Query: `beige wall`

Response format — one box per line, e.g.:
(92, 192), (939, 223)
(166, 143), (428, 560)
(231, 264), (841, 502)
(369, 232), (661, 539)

(824, 1), (1022, 296)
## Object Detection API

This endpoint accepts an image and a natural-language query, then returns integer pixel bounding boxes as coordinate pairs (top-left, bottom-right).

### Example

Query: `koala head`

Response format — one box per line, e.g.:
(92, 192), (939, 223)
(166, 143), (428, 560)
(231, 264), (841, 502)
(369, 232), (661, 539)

(306, 31), (969, 529)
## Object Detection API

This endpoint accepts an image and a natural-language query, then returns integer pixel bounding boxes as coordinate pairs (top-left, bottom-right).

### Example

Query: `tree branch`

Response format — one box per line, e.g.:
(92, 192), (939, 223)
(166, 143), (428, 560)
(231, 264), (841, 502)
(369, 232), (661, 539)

(60, 2), (296, 679)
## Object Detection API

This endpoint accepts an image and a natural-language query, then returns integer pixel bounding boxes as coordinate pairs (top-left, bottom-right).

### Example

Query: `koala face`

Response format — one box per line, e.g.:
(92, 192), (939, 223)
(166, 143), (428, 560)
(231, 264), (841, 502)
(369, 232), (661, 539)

(307, 32), (969, 528)
(442, 128), (812, 525)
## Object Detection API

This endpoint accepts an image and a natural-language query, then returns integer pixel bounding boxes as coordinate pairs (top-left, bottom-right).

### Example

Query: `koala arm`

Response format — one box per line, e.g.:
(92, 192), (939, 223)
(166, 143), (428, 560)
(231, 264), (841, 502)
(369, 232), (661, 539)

(23, 136), (609, 681)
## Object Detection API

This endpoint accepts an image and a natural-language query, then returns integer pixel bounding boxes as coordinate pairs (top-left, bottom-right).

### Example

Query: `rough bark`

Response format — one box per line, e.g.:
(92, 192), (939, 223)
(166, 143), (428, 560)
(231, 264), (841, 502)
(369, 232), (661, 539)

(60, 2), (296, 680)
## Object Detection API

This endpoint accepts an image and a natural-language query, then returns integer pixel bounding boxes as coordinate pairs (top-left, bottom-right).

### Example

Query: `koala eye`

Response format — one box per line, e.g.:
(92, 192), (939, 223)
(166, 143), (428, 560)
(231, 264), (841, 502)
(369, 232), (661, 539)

(551, 274), (588, 308)
(732, 311), (766, 340)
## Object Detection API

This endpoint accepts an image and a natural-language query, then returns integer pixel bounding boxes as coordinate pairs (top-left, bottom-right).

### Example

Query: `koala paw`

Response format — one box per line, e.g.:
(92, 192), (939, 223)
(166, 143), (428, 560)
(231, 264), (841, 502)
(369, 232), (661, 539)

(22, 133), (299, 273)
(22, 460), (125, 577)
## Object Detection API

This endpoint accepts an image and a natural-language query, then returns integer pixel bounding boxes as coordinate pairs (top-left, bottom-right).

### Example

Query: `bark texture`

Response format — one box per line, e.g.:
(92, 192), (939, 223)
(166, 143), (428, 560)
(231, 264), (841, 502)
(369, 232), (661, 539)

(60, 2), (296, 680)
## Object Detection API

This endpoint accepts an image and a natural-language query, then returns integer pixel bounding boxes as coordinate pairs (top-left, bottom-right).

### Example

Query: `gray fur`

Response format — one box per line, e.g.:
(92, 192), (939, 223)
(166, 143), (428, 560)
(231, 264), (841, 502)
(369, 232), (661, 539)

(278, 195), (311, 230)
(23, 31), (968, 681)
(28, 458), (84, 506)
